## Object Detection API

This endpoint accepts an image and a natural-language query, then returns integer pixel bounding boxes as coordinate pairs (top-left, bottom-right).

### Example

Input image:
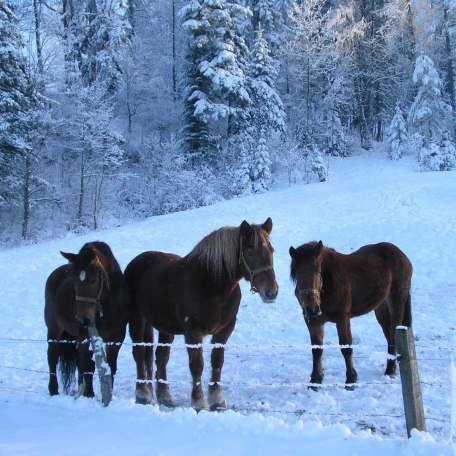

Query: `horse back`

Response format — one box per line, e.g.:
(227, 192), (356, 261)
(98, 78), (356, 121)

(125, 251), (181, 295)
(354, 242), (413, 283)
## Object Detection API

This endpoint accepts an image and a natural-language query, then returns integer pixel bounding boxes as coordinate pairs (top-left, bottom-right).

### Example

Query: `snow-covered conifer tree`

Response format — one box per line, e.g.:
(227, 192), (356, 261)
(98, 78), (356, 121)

(250, 0), (284, 51)
(247, 29), (285, 134)
(323, 110), (349, 157)
(251, 130), (272, 193)
(386, 104), (409, 160)
(233, 141), (252, 195)
(0, 0), (48, 241)
(180, 0), (251, 164)
(309, 145), (327, 182)
(79, 0), (130, 92)
(0, 1), (35, 155)
(409, 54), (456, 171)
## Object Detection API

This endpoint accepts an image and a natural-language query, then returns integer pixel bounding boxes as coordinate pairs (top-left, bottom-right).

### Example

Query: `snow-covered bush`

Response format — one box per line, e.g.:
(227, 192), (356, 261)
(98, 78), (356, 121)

(417, 134), (456, 172)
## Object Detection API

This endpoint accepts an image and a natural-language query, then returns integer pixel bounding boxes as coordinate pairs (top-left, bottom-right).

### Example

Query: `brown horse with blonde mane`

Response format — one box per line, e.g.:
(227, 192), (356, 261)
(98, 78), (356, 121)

(125, 218), (278, 411)
(45, 242), (129, 398)
(289, 241), (412, 389)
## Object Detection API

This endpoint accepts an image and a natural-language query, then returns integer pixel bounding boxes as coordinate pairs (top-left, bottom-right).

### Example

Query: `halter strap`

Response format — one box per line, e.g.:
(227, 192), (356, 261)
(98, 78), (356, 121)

(239, 237), (274, 294)
(75, 258), (110, 317)
(297, 271), (323, 306)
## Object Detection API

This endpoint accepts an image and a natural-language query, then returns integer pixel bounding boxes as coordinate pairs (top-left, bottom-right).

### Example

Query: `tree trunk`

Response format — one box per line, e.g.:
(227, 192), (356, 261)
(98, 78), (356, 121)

(21, 154), (31, 241)
(172, 1), (177, 100)
(444, 4), (456, 140)
(77, 148), (85, 227)
(33, 0), (43, 74)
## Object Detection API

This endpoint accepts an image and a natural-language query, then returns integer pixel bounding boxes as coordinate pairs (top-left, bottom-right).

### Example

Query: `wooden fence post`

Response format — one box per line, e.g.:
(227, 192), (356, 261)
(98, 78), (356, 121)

(88, 326), (112, 407)
(396, 326), (426, 437)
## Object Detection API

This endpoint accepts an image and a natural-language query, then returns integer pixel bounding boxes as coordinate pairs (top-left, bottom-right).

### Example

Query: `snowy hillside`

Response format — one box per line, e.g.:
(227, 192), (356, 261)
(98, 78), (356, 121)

(0, 153), (455, 455)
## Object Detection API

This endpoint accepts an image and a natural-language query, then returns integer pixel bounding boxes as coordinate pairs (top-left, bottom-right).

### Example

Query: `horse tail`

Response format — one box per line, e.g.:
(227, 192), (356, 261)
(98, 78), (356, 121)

(402, 292), (412, 328)
(58, 331), (77, 394)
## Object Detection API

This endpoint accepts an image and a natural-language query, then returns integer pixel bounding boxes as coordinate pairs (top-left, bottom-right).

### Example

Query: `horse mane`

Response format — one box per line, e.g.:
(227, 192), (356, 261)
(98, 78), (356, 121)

(81, 241), (122, 273)
(187, 225), (270, 281)
(290, 241), (334, 283)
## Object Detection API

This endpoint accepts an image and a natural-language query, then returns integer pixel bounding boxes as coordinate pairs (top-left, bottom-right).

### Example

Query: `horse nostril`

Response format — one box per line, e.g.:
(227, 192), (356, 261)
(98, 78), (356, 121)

(265, 289), (278, 300)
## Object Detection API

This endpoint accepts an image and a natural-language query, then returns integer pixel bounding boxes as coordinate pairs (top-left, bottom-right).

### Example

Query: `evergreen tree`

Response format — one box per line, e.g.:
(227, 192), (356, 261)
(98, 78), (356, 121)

(251, 130), (272, 193)
(79, 0), (131, 92)
(0, 1), (35, 155)
(0, 0), (49, 241)
(180, 0), (251, 163)
(322, 109), (349, 157)
(309, 145), (327, 182)
(247, 29), (285, 134)
(409, 54), (452, 146)
(250, 0), (284, 52)
(409, 54), (456, 170)
(386, 104), (409, 160)
(233, 140), (253, 195)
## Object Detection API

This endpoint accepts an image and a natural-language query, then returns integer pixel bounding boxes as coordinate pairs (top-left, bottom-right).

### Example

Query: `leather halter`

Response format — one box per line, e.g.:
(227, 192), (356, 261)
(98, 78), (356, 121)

(297, 272), (323, 311)
(75, 258), (110, 318)
(239, 237), (274, 294)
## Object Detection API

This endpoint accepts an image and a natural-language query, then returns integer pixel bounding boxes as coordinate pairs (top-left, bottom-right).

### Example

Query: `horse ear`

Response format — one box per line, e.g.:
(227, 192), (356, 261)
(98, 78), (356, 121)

(240, 220), (254, 239)
(80, 247), (96, 266)
(261, 217), (273, 234)
(60, 251), (77, 263)
(289, 246), (297, 259)
(314, 241), (324, 258)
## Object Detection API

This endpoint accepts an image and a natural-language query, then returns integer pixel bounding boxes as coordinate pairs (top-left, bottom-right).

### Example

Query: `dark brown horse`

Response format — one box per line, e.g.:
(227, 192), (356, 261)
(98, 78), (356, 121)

(289, 241), (412, 389)
(45, 241), (129, 398)
(125, 218), (278, 411)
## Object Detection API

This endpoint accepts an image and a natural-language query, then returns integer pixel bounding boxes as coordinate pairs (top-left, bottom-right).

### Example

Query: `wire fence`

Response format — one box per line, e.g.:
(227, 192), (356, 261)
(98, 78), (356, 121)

(0, 335), (452, 432)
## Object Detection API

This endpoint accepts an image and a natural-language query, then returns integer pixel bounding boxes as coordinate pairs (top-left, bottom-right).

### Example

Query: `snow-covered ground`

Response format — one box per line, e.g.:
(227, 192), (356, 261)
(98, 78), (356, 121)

(0, 152), (455, 455)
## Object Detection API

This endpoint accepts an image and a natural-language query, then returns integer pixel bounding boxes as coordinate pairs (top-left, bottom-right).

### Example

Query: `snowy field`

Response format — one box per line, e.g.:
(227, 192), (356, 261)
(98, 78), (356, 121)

(0, 151), (455, 455)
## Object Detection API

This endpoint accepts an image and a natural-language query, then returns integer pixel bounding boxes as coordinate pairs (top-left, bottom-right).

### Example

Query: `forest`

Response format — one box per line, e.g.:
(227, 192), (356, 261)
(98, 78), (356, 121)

(1, 0), (456, 244)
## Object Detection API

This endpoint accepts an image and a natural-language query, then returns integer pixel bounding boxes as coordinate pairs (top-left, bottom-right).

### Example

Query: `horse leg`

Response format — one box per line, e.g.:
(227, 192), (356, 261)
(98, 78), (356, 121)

(47, 338), (60, 396)
(131, 316), (154, 404)
(106, 342), (121, 389)
(208, 319), (236, 411)
(78, 340), (95, 397)
(307, 320), (325, 390)
(185, 325), (208, 412)
(155, 332), (176, 408)
(376, 295), (405, 377)
(336, 317), (358, 389)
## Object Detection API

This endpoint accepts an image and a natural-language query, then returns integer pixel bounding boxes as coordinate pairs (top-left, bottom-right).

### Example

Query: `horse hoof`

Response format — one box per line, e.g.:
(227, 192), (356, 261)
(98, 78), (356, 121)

(158, 397), (176, 408)
(208, 386), (226, 412)
(156, 384), (175, 408)
(192, 399), (209, 412)
(345, 383), (356, 391)
(210, 402), (227, 412)
(136, 386), (153, 405)
(308, 385), (321, 392)
(136, 396), (152, 405)
(385, 366), (397, 377)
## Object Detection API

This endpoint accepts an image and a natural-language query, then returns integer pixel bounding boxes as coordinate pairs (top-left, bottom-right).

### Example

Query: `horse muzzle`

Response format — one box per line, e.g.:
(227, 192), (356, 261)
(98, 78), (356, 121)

(299, 301), (322, 318)
(259, 286), (279, 303)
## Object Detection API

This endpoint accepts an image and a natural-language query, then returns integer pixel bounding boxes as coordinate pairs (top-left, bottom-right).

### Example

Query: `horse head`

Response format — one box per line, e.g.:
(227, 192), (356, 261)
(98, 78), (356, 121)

(239, 217), (278, 303)
(289, 241), (324, 318)
(61, 244), (110, 328)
